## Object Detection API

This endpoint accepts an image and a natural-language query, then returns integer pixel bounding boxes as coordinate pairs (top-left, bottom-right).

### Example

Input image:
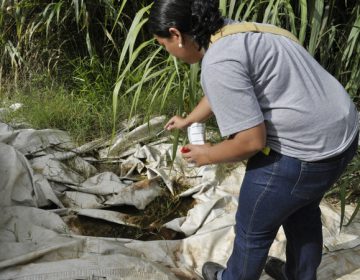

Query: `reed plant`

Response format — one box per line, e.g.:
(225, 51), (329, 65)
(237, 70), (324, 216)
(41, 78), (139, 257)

(1, 0), (359, 126)
(110, 0), (360, 125)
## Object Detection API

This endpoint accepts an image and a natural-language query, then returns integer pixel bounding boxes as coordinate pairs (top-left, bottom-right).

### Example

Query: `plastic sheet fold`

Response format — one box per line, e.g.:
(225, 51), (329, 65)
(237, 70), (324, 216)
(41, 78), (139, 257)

(1, 117), (360, 280)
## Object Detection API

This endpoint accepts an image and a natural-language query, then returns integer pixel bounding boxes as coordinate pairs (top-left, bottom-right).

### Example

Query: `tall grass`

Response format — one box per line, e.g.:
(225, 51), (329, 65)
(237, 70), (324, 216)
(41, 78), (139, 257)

(0, 0), (151, 88)
(2, 1), (359, 123)
(109, 0), (360, 125)
(0, 0), (153, 140)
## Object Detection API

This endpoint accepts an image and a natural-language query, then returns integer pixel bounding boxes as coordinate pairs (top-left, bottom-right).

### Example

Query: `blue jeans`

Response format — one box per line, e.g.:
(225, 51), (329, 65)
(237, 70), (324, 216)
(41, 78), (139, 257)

(220, 136), (358, 280)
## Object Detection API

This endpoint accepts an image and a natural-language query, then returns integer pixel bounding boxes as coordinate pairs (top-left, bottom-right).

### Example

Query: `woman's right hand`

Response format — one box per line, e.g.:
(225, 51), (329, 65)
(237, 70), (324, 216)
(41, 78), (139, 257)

(165, 97), (212, 131)
(164, 115), (190, 130)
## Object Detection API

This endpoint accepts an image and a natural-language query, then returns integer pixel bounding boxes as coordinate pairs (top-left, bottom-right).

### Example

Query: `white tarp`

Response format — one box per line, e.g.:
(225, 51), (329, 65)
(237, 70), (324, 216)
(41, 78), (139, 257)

(0, 117), (360, 280)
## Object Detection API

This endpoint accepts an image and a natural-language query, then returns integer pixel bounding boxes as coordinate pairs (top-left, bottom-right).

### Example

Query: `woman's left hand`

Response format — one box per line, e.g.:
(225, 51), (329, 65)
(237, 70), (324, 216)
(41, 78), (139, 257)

(181, 143), (212, 167)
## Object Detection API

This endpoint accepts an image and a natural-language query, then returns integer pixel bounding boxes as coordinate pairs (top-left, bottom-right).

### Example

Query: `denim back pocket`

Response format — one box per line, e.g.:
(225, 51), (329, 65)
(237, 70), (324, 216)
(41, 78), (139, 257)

(291, 158), (345, 200)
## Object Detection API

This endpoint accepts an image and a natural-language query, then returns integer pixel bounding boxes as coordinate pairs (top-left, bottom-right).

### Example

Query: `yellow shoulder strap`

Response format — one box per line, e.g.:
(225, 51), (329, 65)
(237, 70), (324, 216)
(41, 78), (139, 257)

(210, 22), (300, 45)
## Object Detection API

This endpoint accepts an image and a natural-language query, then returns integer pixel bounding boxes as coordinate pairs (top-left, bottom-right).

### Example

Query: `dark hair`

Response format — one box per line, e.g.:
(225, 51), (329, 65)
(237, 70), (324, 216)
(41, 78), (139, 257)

(148, 0), (224, 50)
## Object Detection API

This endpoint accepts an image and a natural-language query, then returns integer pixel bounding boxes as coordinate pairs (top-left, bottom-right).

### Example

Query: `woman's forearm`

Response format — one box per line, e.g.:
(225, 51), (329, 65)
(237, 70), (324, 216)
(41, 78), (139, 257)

(207, 123), (266, 164)
(186, 96), (213, 124)
(181, 123), (267, 166)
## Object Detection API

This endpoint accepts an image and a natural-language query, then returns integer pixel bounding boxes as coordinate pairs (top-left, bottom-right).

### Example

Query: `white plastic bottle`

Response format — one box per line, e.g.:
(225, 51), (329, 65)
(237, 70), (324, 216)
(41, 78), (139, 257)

(187, 122), (205, 145)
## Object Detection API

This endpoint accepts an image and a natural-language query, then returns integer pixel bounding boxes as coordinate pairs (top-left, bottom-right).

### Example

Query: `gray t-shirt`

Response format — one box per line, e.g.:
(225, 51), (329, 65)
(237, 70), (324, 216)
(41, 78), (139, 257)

(201, 23), (359, 161)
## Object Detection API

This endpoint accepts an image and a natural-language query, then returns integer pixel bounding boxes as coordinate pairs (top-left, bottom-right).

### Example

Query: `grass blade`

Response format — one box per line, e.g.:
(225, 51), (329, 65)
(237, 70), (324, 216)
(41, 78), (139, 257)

(219, 0), (227, 17)
(308, 0), (324, 55)
(263, 0), (275, 23)
(298, 0), (308, 44)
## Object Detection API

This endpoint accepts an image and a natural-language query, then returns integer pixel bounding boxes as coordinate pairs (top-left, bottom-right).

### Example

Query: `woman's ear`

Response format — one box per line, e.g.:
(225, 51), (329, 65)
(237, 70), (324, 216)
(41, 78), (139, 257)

(169, 27), (183, 43)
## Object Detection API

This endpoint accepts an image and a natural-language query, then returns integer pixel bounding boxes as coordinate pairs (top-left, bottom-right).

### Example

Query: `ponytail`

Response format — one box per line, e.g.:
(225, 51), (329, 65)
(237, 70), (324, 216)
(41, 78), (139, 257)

(148, 0), (224, 49)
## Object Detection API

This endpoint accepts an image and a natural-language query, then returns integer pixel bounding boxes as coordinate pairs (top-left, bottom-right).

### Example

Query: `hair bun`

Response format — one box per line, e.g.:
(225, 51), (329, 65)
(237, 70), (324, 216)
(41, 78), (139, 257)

(191, 0), (224, 49)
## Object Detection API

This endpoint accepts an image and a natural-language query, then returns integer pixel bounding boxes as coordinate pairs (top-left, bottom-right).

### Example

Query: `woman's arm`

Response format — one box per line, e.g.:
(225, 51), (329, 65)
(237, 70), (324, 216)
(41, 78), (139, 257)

(165, 96), (213, 130)
(182, 122), (267, 166)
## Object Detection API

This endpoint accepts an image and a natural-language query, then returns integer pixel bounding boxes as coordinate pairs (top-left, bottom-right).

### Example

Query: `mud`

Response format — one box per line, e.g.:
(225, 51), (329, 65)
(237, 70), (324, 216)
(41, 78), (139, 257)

(64, 178), (195, 241)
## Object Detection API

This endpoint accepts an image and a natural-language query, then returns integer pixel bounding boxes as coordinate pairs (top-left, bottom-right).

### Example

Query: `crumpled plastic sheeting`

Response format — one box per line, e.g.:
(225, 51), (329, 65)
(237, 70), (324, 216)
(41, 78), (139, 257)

(0, 256), (180, 280)
(0, 143), (36, 207)
(1, 118), (360, 280)
(66, 172), (128, 195)
(0, 122), (74, 156)
(99, 116), (167, 158)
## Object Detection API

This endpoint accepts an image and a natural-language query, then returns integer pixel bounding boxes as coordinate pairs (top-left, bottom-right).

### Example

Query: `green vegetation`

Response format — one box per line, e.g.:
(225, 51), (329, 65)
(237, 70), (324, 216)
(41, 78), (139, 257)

(3, 81), (114, 143)
(1, 0), (359, 224)
(1, 0), (359, 137)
